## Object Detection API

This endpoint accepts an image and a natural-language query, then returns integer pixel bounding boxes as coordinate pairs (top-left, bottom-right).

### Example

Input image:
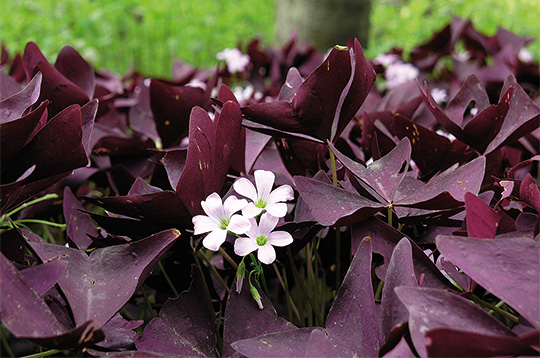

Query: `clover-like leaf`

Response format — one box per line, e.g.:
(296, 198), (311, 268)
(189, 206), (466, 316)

(436, 234), (540, 328)
(27, 229), (180, 327)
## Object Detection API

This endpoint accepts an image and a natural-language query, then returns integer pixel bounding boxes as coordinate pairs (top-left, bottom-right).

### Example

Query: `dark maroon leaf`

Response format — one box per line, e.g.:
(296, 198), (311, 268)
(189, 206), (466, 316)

(136, 266), (215, 357)
(3, 104), (88, 184)
(28, 229), (180, 327)
(486, 75), (540, 152)
(520, 173), (540, 212)
(54, 45), (95, 98)
(0, 71), (22, 99)
(325, 236), (380, 357)
(380, 238), (417, 342)
(84, 190), (191, 227)
(176, 101), (243, 216)
(96, 313), (143, 350)
(330, 138), (411, 203)
(0, 252), (65, 338)
(232, 327), (316, 358)
(294, 175), (382, 226)
(426, 327), (539, 357)
(464, 192), (500, 238)
(23, 42), (89, 117)
(223, 278), (296, 357)
(63, 186), (97, 250)
(436, 235), (540, 328)
(0, 100), (48, 169)
(396, 286), (518, 357)
(150, 80), (207, 147)
(19, 260), (68, 296)
(0, 71), (42, 123)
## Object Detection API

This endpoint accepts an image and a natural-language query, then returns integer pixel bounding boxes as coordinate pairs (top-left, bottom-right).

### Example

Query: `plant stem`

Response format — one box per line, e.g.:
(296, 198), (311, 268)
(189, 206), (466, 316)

(199, 251), (230, 294)
(328, 148), (342, 289)
(157, 261), (179, 297)
(286, 247), (324, 326)
(387, 204), (393, 227)
(470, 295), (519, 323)
(374, 280), (384, 301)
(0, 326), (15, 358)
(20, 349), (62, 358)
(140, 285), (156, 318)
(273, 263), (301, 323)
(1, 194), (59, 221)
(13, 219), (67, 228)
(219, 247), (238, 270)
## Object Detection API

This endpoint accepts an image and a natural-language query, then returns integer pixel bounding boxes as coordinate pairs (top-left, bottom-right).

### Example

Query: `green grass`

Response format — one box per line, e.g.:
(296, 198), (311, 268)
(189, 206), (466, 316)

(1, 0), (538, 77)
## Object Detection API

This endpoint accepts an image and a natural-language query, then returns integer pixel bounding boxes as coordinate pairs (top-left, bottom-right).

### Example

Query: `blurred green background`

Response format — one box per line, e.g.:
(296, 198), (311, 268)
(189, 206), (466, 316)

(1, 0), (539, 77)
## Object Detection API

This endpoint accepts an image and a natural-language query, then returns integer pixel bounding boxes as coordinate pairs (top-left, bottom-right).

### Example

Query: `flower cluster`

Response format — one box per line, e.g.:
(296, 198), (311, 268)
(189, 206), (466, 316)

(192, 170), (294, 265)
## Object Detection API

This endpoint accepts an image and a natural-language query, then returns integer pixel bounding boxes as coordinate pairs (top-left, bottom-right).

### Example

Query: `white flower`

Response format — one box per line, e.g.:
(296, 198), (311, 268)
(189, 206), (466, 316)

(385, 62), (420, 89)
(186, 78), (207, 90)
(216, 48), (250, 73)
(518, 48), (533, 63)
(431, 88), (448, 104)
(373, 53), (400, 67)
(192, 192), (251, 251)
(233, 170), (294, 218)
(234, 213), (293, 265)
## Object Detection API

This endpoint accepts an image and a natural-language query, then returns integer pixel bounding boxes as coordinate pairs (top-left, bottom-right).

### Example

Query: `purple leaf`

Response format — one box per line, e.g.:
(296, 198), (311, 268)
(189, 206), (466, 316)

(54, 45), (96, 98)
(28, 229), (180, 327)
(0, 71), (42, 123)
(63, 186), (97, 250)
(396, 286), (518, 357)
(330, 137), (411, 203)
(23, 42), (89, 117)
(0, 252), (65, 337)
(96, 313), (143, 350)
(303, 328), (340, 357)
(3, 104), (88, 185)
(19, 259), (68, 296)
(81, 99), (98, 158)
(232, 327), (316, 358)
(278, 67), (303, 101)
(520, 173), (540, 212)
(223, 278), (296, 357)
(436, 235), (540, 328)
(325, 236), (380, 357)
(464, 192), (500, 238)
(382, 336), (416, 358)
(176, 102), (243, 216)
(136, 266), (216, 357)
(426, 327), (539, 357)
(294, 175), (382, 226)
(380, 238), (417, 342)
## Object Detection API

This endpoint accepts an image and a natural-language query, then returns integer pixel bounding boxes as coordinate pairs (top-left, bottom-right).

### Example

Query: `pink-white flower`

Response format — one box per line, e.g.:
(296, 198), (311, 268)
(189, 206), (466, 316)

(234, 213), (293, 264)
(216, 48), (250, 73)
(233, 170), (294, 218)
(192, 192), (251, 251)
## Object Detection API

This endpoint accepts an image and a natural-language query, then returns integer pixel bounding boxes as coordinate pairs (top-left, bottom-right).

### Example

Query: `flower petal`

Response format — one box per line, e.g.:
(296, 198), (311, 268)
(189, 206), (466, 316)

(257, 244), (276, 265)
(233, 177), (258, 201)
(254, 170), (275, 200)
(258, 213), (279, 236)
(192, 215), (219, 235)
(234, 237), (259, 257)
(242, 203), (262, 218)
(228, 214), (252, 235)
(202, 228), (228, 251)
(268, 231), (293, 247)
(223, 196), (248, 217)
(265, 202), (288, 218)
(268, 184), (294, 204)
(201, 192), (224, 221)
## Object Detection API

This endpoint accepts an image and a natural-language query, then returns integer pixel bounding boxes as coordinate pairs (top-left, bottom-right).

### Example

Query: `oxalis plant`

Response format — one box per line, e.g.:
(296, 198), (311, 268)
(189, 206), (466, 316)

(1, 17), (539, 357)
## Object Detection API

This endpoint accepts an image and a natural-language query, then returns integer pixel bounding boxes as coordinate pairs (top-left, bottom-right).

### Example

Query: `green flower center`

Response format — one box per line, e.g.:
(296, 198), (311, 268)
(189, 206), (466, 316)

(219, 217), (230, 230)
(255, 198), (267, 209)
(256, 235), (268, 246)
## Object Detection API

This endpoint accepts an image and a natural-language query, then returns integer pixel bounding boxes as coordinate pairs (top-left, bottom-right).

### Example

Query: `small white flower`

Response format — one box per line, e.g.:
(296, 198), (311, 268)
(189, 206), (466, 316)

(216, 48), (250, 73)
(186, 78), (207, 90)
(192, 192), (251, 251)
(518, 48), (533, 63)
(385, 62), (420, 89)
(373, 53), (400, 67)
(233, 170), (294, 218)
(470, 107), (478, 116)
(234, 213), (293, 265)
(431, 88), (448, 104)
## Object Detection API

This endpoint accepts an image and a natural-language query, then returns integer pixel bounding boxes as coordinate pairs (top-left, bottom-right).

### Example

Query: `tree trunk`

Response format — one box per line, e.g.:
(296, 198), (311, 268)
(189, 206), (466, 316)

(275, 0), (371, 51)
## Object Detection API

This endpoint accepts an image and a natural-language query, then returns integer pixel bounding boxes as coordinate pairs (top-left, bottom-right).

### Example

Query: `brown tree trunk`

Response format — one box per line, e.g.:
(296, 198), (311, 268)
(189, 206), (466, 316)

(275, 0), (372, 51)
